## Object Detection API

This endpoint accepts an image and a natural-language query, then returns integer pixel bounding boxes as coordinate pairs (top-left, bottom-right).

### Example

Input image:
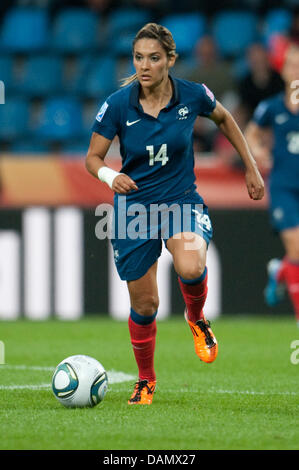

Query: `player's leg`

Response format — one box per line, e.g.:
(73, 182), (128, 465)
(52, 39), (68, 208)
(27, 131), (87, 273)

(168, 231), (207, 323)
(280, 227), (299, 324)
(264, 257), (286, 306)
(127, 261), (159, 404)
(265, 188), (299, 324)
(167, 232), (218, 363)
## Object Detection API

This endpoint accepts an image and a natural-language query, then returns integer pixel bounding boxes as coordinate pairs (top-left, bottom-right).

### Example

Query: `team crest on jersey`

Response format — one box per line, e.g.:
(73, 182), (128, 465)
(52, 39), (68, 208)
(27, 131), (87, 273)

(176, 105), (190, 120)
(96, 101), (109, 122)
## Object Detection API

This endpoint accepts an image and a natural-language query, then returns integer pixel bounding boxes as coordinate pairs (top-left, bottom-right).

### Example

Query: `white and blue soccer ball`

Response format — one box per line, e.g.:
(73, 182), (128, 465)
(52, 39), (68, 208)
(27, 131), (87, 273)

(52, 354), (108, 408)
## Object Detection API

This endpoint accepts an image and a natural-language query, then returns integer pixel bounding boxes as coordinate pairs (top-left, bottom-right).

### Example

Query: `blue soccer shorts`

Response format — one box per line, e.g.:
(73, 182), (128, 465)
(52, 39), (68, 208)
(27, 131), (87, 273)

(110, 189), (213, 281)
(269, 185), (299, 233)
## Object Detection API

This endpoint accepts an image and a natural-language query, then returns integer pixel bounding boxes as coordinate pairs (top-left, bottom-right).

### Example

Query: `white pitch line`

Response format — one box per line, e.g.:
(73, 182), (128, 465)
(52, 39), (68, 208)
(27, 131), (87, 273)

(0, 386), (297, 395)
(2, 365), (55, 371)
(0, 365), (136, 390)
(0, 383), (51, 391)
(1, 366), (298, 396)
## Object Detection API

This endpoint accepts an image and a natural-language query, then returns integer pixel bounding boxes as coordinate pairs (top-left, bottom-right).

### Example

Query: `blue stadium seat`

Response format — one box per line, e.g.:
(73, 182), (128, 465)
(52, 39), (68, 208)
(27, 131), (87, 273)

(112, 33), (136, 56)
(80, 56), (117, 99)
(51, 8), (100, 53)
(0, 98), (30, 140)
(160, 13), (206, 55)
(108, 8), (151, 37)
(1, 7), (49, 52)
(67, 54), (94, 95)
(0, 55), (16, 94)
(17, 55), (64, 97)
(34, 97), (84, 141)
(212, 11), (259, 58)
(108, 8), (151, 55)
(263, 9), (292, 44)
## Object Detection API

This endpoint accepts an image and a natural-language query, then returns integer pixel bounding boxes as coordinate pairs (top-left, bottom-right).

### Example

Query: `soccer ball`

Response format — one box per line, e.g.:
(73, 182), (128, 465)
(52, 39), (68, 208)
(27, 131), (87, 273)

(51, 354), (108, 408)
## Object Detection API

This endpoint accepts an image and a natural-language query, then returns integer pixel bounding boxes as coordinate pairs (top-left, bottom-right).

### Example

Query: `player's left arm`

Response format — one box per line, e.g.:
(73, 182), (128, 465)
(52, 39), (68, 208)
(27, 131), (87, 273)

(209, 100), (264, 201)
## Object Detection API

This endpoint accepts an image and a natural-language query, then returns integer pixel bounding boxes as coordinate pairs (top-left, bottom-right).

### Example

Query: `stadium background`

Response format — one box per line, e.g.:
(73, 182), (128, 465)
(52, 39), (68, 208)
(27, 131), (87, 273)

(0, 0), (297, 321)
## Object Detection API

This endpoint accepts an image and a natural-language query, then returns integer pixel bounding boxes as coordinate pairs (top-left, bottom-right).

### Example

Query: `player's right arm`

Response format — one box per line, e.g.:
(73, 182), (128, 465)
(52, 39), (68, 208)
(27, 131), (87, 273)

(244, 122), (272, 171)
(85, 132), (138, 194)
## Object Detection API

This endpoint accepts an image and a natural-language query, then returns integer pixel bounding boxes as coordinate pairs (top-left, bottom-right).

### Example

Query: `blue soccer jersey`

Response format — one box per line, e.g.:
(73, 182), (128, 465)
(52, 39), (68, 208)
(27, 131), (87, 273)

(252, 92), (299, 190)
(92, 76), (216, 204)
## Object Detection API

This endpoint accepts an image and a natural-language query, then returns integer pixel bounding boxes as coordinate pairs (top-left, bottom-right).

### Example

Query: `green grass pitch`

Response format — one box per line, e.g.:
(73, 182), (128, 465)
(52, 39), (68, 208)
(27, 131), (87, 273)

(0, 315), (298, 450)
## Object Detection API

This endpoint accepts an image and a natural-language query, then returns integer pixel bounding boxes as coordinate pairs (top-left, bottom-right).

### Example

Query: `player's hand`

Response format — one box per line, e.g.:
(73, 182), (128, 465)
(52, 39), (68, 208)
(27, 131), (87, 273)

(112, 174), (138, 194)
(245, 166), (265, 200)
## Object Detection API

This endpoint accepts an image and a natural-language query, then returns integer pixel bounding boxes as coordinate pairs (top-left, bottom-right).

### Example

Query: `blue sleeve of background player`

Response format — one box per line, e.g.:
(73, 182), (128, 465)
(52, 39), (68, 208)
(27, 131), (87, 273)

(92, 94), (120, 140)
(252, 100), (273, 128)
(192, 82), (217, 117)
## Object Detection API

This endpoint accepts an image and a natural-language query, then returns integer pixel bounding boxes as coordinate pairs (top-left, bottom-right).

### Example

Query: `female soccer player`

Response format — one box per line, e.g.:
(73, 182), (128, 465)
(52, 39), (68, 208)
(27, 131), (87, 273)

(86, 23), (264, 404)
(245, 44), (299, 326)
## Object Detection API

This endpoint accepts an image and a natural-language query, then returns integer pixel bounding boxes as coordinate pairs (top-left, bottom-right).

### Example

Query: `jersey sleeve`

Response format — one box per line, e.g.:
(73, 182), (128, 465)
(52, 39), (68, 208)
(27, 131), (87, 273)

(193, 83), (217, 117)
(92, 94), (120, 140)
(252, 100), (272, 128)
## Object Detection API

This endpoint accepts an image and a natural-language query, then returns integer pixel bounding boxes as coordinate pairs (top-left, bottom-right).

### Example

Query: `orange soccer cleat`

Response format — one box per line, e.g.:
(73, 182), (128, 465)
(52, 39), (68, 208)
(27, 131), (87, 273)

(128, 379), (156, 405)
(184, 310), (218, 363)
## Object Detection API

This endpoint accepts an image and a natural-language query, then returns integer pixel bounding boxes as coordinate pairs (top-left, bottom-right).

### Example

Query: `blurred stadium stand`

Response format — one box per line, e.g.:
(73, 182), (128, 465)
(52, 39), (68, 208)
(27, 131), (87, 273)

(160, 13), (206, 56)
(17, 54), (64, 97)
(51, 8), (100, 53)
(211, 11), (259, 58)
(1, 6), (49, 52)
(0, 1), (297, 158)
(0, 97), (30, 141)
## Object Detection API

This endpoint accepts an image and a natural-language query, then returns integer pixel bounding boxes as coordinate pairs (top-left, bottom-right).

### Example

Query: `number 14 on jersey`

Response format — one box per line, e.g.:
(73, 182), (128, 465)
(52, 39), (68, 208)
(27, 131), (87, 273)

(146, 144), (169, 166)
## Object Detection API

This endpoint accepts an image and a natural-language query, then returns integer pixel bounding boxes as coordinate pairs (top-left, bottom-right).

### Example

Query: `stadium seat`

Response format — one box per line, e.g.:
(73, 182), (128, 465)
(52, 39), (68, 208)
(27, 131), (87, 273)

(212, 11), (259, 58)
(108, 8), (151, 37)
(160, 13), (206, 56)
(0, 55), (16, 94)
(0, 98), (30, 140)
(16, 55), (64, 97)
(51, 8), (100, 53)
(107, 8), (151, 55)
(112, 33), (136, 56)
(79, 56), (117, 99)
(263, 9), (292, 45)
(34, 97), (84, 141)
(66, 54), (94, 95)
(1, 7), (49, 52)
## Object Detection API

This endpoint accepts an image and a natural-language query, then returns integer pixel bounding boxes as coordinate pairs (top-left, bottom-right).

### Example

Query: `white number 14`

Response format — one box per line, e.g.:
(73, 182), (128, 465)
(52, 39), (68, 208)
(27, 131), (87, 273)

(146, 144), (169, 166)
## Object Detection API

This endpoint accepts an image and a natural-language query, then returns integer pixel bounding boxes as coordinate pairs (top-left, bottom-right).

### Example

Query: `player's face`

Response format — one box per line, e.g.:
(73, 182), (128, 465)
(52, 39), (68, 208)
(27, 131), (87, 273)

(133, 38), (175, 88)
(281, 48), (299, 86)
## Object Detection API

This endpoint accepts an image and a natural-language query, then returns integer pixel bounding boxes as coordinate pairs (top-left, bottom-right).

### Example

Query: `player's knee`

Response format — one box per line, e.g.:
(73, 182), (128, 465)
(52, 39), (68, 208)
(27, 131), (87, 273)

(288, 250), (299, 262)
(132, 295), (159, 316)
(285, 243), (299, 261)
(176, 262), (206, 281)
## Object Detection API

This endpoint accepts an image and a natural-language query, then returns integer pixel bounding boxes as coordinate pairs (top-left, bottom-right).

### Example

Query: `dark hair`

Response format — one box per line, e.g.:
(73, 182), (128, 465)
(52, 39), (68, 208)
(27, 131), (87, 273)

(121, 23), (177, 87)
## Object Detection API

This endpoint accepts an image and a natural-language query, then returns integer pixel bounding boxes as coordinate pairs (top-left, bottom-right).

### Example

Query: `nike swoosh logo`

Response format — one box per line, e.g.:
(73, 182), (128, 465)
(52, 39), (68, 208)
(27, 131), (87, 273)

(126, 119), (141, 126)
